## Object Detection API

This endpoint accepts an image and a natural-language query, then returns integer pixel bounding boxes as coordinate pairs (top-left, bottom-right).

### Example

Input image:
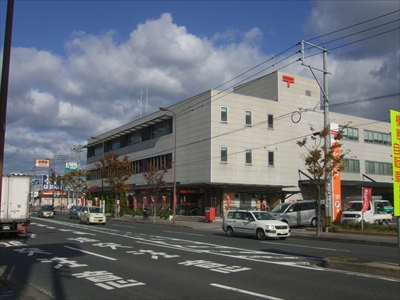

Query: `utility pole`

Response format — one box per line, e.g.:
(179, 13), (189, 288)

(72, 145), (84, 170)
(0, 0), (15, 199)
(300, 41), (331, 235)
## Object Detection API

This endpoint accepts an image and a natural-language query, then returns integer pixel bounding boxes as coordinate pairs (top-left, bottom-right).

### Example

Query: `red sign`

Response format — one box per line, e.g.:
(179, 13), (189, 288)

(361, 187), (372, 213)
(282, 75), (295, 87)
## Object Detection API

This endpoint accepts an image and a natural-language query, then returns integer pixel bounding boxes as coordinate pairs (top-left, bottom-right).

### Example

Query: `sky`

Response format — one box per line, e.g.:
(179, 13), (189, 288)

(0, 0), (399, 176)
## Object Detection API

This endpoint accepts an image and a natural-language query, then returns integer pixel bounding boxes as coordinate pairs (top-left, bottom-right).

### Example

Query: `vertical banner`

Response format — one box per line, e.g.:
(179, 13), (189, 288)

(143, 196), (147, 208)
(330, 123), (342, 223)
(390, 110), (400, 217)
(226, 194), (232, 210)
(361, 187), (372, 213)
(133, 196), (138, 210)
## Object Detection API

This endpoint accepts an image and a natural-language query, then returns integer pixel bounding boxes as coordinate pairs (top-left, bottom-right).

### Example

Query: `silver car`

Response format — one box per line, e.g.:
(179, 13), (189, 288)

(68, 205), (82, 219)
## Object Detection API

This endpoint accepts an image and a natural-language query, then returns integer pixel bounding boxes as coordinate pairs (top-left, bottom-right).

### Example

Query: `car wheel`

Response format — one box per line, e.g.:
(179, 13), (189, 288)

(381, 220), (388, 226)
(311, 218), (317, 227)
(256, 229), (266, 240)
(226, 227), (235, 237)
(279, 237), (287, 240)
(79, 218), (82, 224)
(86, 219), (90, 225)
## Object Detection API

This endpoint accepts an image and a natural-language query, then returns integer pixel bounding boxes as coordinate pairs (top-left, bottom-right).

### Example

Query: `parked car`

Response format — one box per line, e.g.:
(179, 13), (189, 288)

(38, 205), (55, 218)
(376, 200), (394, 215)
(222, 210), (290, 240)
(79, 206), (106, 225)
(69, 205), (82, 219)
(270, 201), (317, 227)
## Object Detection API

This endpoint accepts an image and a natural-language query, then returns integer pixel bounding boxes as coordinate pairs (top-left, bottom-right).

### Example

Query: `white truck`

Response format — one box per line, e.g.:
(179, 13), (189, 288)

(1, 175), (31, 237)
(341, 196), (392, 225)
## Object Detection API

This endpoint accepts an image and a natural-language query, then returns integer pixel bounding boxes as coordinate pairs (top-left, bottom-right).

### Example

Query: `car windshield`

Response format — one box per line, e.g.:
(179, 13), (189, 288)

(89, 207), (102, 213)
(41, 206), (54, 211)
(252, 212), (276, 220)
(345, 202), (362, 211)
(382, 201), (392, 208)
(75, 206), (82, 210)
(271, 203), (291, 213)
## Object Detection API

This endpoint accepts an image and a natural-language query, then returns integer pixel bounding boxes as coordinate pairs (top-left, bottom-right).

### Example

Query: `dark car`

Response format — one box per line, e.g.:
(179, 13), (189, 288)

(38, 205), (55, 218)
(69, 205), (82, 219)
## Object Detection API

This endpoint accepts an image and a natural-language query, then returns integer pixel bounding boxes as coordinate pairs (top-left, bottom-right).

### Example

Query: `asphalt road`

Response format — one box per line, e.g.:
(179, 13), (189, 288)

(0, 216), (399, 299)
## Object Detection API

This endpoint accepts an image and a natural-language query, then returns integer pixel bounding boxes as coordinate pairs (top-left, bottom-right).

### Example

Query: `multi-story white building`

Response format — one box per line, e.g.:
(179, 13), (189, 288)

(86, 71), (393, 217)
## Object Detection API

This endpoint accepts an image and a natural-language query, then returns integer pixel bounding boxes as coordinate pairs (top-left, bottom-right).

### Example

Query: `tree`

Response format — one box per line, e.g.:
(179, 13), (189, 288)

(143, 163), (172, 223)
(95, 152), (134, 217)
(296, 124), (350, 236)
(62, 169), (89, 205)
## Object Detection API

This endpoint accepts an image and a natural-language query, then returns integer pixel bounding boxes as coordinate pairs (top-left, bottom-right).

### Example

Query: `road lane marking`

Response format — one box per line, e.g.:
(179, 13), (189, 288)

(163, 230), (205, 236)
(210, 283), (284, 299)
(64, 246), (117, 260)
(261, 241), (351, 252)
(112, 224), (136, 229)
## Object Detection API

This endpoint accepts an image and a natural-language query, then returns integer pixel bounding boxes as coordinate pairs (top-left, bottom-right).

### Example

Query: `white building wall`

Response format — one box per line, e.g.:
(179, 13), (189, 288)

(210, 72), (323, 196)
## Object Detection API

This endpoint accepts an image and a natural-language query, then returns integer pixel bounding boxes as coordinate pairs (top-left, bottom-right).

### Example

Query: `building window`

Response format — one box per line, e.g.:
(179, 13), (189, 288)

(220, 146), (228, 163)
(245, 110), (252, 126)
(365, 161), (392, 175)
(112, 140), (121, 150)
(340, 126), (359, 141)
(220, 106), (228, 122)
(342, 158), (360, 173)
(364, 130), (391, 145)
(305, 90), (311, 96)
(268, 114), (273, 129)
(268, 151), (274, 166)
(245, 149), (252, 164)
(129, 131), (142, 145)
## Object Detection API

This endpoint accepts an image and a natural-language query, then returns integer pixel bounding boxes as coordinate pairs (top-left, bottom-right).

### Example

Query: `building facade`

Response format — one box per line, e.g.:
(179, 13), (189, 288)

(86, 72), (393, 217)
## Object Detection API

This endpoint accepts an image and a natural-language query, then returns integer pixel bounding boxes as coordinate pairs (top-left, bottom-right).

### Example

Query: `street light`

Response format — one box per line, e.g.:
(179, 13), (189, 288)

(159, 107), (177, 224)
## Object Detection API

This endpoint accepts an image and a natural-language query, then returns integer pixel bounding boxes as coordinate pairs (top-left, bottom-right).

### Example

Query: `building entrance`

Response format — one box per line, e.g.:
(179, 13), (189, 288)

(178, 193), (204, 216)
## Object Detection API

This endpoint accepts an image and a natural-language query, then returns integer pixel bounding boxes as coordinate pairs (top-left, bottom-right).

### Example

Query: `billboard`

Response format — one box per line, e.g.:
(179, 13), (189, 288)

(35, 159), (50, 168)
(65, 162), (78, 171)
(390, 110), (400, 217)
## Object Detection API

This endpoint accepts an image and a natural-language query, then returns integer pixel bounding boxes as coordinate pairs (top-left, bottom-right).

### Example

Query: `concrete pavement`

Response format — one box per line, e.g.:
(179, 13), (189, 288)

(117, 214), (400, 279)
(1, 213), (399, 300)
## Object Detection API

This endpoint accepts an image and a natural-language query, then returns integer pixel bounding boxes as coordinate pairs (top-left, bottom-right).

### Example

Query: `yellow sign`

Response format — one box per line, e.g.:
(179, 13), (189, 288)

(390, 110), (400, 217)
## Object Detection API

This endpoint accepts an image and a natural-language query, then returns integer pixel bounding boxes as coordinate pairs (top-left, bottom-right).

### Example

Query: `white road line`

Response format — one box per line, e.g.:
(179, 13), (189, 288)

(261, 241), (351, 252)
(210, 283), (284, 300)
(163, 230), (205, 236)
(64, 246), (117, 260)
(112, 224), (136, 229)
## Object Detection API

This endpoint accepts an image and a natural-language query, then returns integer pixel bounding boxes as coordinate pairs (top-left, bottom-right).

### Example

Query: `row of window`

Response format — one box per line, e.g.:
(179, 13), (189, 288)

(220, 107), (274, 128)
(342, 158), (392, 175)
(339, 126), (391, 145)
(88, 154), (173, 180)
(220, 147), (274, 166)
(88, 119), (172, 158)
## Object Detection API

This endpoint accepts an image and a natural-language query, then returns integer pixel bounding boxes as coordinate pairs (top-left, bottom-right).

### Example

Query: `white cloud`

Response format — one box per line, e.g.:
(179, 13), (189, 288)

(3, 6), (399, 173)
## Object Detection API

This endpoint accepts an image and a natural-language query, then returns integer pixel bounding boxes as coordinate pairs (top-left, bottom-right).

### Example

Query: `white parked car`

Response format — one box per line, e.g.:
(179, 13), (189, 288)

(222, 210), (290, 240)
(79, 206), (106, 225)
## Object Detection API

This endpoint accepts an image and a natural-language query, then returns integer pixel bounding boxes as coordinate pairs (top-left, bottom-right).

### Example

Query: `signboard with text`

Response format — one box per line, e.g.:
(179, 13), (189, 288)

(390, 110), (400, 217)
(65, 162), (78, 171)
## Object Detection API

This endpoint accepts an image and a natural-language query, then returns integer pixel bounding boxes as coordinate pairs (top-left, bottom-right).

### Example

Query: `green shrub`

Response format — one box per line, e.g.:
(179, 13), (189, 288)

(334, 222), (397, 233)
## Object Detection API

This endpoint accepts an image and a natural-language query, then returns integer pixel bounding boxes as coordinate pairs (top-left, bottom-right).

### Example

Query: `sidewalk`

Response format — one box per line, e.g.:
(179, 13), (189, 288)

(113, 214), (400, 279)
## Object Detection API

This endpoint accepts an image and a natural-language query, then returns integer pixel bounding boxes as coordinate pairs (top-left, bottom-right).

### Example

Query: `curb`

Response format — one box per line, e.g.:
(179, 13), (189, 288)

(322, 258), (400, 279)
(290, 233), (398, 248)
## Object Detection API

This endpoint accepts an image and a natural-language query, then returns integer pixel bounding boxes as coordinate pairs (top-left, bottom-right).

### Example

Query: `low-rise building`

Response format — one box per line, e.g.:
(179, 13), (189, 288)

(85, 71), (393, 217)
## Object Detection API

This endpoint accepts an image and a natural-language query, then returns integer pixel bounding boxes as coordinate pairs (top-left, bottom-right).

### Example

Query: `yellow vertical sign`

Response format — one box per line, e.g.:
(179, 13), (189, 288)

(390, 110), (400, 217)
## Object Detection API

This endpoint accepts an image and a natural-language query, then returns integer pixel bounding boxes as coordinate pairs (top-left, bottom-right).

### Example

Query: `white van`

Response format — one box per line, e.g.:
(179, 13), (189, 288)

(270, 201), (317, 227)
(222, 210), (291, 240)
